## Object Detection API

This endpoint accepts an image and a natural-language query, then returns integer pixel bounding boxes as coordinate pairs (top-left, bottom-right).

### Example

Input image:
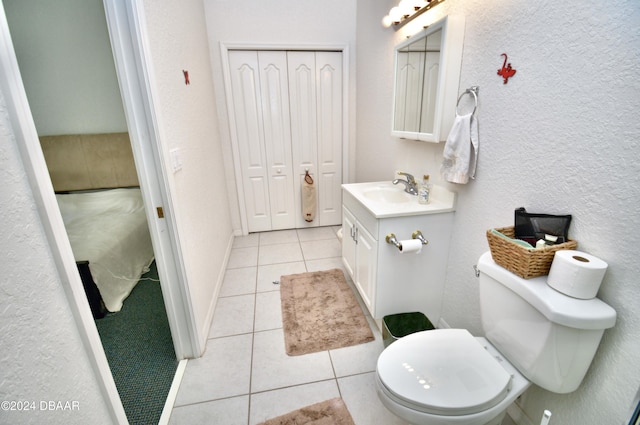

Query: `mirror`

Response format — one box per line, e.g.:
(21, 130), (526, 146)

(392, 16), (465, 142)
(394, 29), (441, 135)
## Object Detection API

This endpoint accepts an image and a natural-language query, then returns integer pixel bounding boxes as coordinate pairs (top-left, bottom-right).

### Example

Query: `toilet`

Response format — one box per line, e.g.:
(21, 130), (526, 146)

(376, 251), (616, 425)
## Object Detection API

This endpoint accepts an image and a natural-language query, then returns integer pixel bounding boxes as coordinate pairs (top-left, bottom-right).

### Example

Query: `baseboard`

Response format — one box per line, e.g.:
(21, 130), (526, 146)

(199, 231), (235, 352)
(158, 359), (188, 425)
(507, 401), (535, 425)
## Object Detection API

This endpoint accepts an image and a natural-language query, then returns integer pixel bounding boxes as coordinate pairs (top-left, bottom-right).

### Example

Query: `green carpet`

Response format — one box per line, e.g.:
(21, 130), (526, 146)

(96, 262), (177, 425)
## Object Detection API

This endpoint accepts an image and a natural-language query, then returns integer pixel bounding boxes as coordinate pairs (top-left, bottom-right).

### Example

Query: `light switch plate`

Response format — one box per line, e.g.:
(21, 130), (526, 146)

(169, 148), (182, 172)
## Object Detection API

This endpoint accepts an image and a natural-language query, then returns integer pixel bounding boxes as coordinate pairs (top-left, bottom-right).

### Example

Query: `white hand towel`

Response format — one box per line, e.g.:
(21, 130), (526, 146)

(440, 112), (479, 184)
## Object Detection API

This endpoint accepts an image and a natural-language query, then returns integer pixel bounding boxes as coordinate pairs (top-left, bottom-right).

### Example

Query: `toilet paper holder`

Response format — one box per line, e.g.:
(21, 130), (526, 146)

(385, 230), (429, 251)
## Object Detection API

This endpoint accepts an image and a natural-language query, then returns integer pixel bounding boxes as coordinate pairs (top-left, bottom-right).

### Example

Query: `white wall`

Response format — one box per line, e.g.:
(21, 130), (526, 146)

(203, 0), (358, 233)
(0, 88), (112, 424)
(3, 0), (126, 136)
(358, 0), (640, 423)
(141, 0), (234, 353)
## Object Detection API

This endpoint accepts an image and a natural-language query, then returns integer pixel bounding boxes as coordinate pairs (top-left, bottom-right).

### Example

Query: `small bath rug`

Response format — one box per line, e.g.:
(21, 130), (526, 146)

(257, 397), (355, 425)
(280, 268), (374, 356)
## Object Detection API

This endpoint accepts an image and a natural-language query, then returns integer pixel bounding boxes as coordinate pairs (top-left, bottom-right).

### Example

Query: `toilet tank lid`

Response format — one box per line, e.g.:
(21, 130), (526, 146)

(478, 252), (616, 330)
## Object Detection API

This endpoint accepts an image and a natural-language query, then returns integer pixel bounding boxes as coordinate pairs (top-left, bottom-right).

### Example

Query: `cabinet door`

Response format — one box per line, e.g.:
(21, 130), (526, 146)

(355, 223), (377, 316)
(341, 206), (356, 280)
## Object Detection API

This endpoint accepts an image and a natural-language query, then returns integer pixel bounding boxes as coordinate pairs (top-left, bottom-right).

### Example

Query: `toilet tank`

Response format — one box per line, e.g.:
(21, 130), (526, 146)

(476, 252), (616, 393)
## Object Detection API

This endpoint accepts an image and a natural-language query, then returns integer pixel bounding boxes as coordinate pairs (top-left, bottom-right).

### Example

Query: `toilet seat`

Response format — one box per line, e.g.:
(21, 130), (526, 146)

(376, 329), (512, 416)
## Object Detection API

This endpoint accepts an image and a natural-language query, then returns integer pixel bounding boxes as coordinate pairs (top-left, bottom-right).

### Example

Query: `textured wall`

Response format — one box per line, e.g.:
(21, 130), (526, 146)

(0, 90), (111, 424)
(141, 0), (234, 352)
(357, 0), (640, 423)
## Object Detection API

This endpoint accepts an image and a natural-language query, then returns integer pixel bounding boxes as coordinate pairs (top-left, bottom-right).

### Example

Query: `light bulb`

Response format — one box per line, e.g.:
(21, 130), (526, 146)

(388, 6), (402, 23)
(399, 0), (413, 17)
(382, 15), (393, 28)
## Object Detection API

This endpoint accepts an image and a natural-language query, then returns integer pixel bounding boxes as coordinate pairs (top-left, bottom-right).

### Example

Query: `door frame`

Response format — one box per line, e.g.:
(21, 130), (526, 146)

(220, 43), (350, 235)
(102, 0), (199, 358)
(0, 0), (198, 422)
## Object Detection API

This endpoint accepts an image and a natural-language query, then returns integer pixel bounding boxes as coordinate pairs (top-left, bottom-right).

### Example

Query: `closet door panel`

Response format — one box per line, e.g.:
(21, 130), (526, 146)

(394, 51), (424, 133)
(420, 52), (440, 134)
(288, 51), (319, 228)
(249, 177), (269, 222)
(258, 51), (295, 230)
(316, 52), (342, 226)
(404, 51), (425, 132)
(228, 50), (271, 232)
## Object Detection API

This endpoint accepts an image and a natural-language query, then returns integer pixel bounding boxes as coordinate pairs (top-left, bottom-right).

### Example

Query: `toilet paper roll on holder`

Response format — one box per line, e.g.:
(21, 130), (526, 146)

(385, 230), (429, 251)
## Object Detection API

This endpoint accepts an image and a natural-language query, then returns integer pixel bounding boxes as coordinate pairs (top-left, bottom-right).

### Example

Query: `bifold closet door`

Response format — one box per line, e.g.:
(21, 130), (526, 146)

(228, 50), (296, 232)
(288, 51), (342, 228)
(228, 50), (342, 233)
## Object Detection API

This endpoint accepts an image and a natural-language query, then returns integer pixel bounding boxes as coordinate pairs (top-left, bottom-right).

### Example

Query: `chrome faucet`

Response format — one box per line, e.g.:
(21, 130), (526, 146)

(393, 171), (418, 195)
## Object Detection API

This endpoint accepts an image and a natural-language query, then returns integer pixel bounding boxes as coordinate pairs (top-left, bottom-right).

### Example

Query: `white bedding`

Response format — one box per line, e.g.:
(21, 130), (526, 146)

(57, 188), (154, 312)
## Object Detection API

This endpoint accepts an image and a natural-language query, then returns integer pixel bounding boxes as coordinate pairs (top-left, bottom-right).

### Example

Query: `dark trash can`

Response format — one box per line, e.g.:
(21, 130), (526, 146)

(382, 312), (434, 347)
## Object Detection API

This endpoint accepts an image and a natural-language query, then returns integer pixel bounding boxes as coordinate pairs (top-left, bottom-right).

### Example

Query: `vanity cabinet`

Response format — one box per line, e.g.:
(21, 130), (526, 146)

(342, 205), (377, 314)
(341, 184), (455, 327)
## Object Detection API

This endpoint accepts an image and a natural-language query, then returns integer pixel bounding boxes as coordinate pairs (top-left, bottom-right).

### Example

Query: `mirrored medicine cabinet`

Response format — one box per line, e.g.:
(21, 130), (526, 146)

(392, 15), (465, 143)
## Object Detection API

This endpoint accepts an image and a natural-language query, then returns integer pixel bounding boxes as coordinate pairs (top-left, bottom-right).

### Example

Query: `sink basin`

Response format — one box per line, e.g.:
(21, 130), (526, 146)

(362, 186), (412, 204)
(342, 181), (457, 218)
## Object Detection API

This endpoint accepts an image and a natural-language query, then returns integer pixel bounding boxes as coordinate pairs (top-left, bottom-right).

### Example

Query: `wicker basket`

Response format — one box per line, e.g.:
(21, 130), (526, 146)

(486, 226), (578, 279)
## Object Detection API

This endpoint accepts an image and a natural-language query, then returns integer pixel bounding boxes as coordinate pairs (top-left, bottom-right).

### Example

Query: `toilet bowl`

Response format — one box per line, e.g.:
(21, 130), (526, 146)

(375, 251), (616, 425)
(376, 329), (530, 425)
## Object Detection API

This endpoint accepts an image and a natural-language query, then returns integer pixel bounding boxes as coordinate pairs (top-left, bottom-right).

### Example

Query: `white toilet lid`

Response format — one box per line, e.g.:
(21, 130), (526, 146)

(377, 329), (512, 416)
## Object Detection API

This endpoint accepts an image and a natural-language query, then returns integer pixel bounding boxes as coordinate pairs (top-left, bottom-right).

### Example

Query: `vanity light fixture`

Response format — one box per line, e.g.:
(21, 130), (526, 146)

(382, 0), (447, 30)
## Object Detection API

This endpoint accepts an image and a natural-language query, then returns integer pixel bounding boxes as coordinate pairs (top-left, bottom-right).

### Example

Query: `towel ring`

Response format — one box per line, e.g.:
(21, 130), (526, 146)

(456, 86), (479, 117)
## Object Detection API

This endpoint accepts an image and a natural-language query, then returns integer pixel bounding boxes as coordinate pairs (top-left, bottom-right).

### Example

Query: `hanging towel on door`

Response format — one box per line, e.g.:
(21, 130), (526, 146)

(302, 171), (316, 222)
(440, 112), (479, 184)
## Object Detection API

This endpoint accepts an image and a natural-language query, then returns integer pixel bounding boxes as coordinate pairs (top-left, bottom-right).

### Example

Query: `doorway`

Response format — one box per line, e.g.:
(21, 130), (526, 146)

(0, 0), (196, 422)
(3, 0), (175, 422)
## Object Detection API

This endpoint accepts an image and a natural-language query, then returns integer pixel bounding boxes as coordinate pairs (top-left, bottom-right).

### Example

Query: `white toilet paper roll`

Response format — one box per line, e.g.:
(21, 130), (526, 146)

(547, 250), (608, 299)
(399, 239), (423, 254)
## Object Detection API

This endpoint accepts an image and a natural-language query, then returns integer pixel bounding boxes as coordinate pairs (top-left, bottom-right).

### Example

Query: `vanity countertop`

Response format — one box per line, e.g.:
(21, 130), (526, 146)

(342, 181), (457, 218)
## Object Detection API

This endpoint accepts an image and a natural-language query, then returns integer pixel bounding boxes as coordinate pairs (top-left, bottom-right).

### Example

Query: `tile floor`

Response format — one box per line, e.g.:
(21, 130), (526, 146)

(167, 226), (516, 425)
(168, 226), (411, 425)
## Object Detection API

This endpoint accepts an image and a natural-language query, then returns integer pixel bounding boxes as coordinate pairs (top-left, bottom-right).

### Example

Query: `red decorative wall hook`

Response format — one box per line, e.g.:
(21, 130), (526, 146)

(497, 53), (516, 84)
(182, 69), (190, 85)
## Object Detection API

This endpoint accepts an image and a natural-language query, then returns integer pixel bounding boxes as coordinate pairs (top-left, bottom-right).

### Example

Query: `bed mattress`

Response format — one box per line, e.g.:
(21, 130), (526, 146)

(57, 188), (154, 312)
